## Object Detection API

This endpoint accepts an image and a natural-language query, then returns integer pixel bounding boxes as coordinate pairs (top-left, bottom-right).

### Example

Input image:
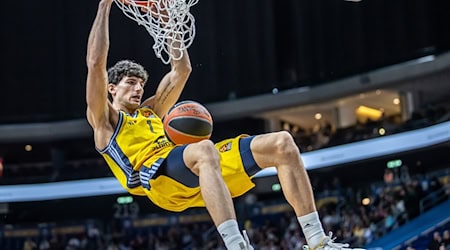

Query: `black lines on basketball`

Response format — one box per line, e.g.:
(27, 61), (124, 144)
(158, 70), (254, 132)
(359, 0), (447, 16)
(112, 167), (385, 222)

(163, 100), (213, 144)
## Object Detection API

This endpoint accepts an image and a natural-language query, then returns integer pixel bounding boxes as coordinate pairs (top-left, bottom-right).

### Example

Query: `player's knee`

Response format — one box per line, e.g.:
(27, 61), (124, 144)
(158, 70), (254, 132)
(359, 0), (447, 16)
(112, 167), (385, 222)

(187, 140), (220, 173)
(272, 131), (300, 158)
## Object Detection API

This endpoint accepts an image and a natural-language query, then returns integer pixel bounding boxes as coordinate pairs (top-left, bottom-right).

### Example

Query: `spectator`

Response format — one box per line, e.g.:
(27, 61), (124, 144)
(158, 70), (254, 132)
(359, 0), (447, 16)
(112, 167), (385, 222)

(442, 230), (450, 248)
(23, 237), (37, 250)
(66, 236), (80, 250)
(38, 238), (50, 250)
(428, 231), (443, 250)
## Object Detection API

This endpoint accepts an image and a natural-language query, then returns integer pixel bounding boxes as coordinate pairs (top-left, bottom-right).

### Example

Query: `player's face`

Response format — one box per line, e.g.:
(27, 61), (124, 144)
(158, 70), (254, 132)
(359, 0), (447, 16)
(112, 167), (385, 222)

(112, 76), (145, 108)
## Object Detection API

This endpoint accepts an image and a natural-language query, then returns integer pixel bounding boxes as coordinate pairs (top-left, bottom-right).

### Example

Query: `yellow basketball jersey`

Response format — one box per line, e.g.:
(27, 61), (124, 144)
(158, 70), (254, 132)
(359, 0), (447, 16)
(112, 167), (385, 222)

(98, 107), (256, 212)
(98, 107), (175, 196)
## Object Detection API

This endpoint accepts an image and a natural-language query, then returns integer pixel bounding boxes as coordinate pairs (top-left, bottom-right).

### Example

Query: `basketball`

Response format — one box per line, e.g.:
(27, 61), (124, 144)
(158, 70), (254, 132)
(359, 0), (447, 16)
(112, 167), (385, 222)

(163, 100), (213, 145)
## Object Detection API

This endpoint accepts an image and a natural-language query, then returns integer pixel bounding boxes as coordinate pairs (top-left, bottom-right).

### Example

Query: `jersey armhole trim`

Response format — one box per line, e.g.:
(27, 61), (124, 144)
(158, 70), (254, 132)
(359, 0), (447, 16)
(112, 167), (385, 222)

(97, 111), (124, 153)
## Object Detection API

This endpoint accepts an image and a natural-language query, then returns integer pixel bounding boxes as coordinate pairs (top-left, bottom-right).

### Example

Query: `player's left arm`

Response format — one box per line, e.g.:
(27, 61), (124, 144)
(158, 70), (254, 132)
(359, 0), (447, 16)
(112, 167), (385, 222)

(141, 42), (192, 118)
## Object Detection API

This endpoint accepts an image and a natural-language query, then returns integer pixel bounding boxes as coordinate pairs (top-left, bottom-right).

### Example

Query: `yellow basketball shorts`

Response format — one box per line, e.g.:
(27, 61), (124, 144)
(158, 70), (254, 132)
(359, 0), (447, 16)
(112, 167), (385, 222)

(142, 135), (261, 212)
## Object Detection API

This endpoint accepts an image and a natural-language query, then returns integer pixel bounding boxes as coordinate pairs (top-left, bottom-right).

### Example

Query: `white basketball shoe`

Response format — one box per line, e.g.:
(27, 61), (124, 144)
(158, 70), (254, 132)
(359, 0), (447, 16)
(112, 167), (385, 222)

(302, 232), (366, 250)
(241, 230), (254, 250)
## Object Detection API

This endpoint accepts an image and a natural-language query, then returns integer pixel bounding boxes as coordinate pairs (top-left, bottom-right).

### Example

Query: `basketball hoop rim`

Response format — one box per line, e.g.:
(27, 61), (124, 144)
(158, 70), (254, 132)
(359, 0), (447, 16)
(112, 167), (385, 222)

(119, 0), (155, 7)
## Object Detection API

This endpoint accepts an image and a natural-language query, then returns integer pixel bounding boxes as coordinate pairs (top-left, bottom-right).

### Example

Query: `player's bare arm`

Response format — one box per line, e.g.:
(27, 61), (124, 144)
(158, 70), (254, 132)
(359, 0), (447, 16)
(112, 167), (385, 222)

(85, 0), (118, 149)
(141, 40), (192, 118)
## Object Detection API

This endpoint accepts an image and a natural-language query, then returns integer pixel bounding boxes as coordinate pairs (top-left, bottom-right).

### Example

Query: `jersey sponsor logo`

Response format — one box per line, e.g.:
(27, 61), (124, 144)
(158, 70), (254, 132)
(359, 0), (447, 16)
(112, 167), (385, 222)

(151, 136), (173, 151)
(142, 110), (151, 117)
(219, 142), (232, 153)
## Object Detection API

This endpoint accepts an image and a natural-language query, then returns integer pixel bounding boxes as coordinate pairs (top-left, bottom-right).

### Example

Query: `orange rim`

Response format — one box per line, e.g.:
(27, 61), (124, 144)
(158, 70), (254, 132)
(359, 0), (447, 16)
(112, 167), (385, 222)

(120, 0), (155, 7)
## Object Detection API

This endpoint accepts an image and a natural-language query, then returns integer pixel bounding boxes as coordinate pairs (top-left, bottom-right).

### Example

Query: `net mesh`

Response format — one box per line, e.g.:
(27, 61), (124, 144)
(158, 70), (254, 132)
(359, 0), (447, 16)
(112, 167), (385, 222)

(113, 0), (199, 64)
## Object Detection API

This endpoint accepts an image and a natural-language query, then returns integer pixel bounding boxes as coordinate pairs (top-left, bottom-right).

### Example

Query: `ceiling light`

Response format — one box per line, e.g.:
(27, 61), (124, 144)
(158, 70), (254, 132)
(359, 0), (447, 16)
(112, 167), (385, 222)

(362, 197), (371, 206)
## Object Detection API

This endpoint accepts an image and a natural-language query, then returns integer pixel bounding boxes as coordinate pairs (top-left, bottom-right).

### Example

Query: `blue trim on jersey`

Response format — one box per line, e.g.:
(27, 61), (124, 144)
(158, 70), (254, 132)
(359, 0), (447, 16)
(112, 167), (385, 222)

(105, 140), (141, 189)
(98, 112), (141, 189)
(97, 111), (124, 154)
(140, 158), (163, 190)
(239, 136), (261, 176)
(129, 111), (138, 118)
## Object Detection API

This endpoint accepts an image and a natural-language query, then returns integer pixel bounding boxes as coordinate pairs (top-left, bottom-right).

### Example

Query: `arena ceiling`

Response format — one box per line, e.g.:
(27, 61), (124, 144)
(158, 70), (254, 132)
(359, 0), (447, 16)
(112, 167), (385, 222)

(207, 52), (450, 131)
(1, 0), (450, 126)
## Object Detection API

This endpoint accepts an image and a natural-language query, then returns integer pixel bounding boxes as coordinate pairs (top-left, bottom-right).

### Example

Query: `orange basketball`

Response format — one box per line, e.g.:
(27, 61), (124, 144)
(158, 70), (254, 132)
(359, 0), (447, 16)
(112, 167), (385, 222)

(163, 100), (213, 145)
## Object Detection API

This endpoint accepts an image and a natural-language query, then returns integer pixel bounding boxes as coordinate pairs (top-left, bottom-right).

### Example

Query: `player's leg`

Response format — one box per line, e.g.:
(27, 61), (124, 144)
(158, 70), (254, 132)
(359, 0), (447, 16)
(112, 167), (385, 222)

(183, 139), (235, 224)
(248, 131), (364, 249)
(247, 131), (316, 216)
(183, 140), (252, 250)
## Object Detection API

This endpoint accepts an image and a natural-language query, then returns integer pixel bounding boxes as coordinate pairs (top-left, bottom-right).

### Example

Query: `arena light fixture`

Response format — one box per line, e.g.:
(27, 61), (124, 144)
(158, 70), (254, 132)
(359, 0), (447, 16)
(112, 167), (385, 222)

(356, 105), (383, 121)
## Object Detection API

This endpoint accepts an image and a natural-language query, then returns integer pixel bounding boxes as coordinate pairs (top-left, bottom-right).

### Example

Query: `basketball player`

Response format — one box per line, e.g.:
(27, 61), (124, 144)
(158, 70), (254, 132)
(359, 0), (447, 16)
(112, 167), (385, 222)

(86, 0), (364, 249)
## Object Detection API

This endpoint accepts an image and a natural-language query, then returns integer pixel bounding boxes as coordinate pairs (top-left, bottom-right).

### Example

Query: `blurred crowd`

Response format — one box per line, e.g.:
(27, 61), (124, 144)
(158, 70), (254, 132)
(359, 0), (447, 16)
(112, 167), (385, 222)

(425, 229), (450, 250)
(2, 100), (449, 250)
(4, 166), (449, 250)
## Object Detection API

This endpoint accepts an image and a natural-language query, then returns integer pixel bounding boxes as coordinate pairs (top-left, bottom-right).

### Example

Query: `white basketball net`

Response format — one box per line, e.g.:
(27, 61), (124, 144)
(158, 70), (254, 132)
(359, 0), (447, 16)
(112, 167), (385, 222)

(113, 0), (199, 64)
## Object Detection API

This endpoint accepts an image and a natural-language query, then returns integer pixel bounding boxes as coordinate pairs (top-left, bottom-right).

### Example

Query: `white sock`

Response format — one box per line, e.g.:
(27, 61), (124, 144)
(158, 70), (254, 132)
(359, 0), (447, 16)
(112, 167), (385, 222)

(217, 219), (247, 249)
(298, 211), (326, 247)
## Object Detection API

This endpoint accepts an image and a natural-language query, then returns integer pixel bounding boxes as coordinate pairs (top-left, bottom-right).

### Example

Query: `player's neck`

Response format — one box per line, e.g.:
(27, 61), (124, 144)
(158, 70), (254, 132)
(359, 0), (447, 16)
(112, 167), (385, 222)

(113, 103), (138, 116)
(122, 108), (138, 116)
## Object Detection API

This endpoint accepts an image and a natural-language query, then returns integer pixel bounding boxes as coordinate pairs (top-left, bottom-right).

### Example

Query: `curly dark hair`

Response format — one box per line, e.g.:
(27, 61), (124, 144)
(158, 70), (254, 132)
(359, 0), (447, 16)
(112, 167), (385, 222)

(107, 60), (149, 85)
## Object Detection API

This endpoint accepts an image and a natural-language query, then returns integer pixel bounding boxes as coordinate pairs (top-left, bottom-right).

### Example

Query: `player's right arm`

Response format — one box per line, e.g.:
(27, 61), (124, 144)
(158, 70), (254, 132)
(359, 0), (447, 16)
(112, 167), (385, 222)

(85, 0), (117, 148)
